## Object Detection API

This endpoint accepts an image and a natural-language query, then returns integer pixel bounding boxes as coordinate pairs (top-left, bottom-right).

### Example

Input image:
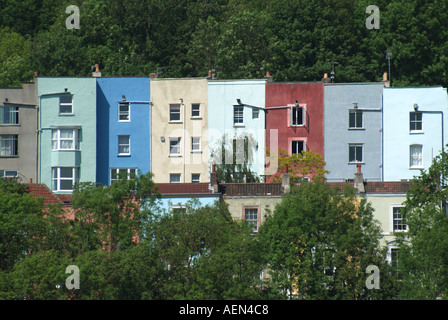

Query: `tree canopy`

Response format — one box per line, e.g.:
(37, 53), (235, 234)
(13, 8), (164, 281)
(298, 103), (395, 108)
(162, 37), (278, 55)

(1, 0), (448, 87)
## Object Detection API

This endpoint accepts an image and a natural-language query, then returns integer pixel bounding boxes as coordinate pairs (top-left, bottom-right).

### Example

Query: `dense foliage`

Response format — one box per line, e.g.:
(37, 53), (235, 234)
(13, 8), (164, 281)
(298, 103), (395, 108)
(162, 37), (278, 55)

(1, 0), (448, 87)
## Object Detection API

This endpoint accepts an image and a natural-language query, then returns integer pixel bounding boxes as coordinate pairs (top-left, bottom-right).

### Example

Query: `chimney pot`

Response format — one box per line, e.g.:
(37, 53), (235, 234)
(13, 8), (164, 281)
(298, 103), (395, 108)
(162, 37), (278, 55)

(92, 64), (102, 77)
(149, 73), (157, 79)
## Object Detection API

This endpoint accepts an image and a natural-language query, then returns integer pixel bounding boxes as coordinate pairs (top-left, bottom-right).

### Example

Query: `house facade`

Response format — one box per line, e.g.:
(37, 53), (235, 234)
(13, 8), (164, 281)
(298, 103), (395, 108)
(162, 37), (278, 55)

(265, 82), (324, 182)
(38, 77), (97, 193)
(208, 79), (266, 180)
(0, 81), (38, 182)
(383, 87), (448, 181)
(96, 77), (151, 185)
(150, 78), (209, 184)
(324, 83), (385, 182)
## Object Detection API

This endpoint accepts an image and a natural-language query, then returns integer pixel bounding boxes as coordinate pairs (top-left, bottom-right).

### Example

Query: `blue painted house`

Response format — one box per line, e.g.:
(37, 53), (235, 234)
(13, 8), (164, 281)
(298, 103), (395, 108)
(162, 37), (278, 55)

(383, 87), (448, 181)
(324, 82), (385, 181)
(96, 77), (151, 185)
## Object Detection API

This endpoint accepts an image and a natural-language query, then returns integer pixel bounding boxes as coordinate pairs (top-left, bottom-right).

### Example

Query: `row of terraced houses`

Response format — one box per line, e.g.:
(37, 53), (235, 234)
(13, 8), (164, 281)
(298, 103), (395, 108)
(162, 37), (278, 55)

(2, 69), (447, 259)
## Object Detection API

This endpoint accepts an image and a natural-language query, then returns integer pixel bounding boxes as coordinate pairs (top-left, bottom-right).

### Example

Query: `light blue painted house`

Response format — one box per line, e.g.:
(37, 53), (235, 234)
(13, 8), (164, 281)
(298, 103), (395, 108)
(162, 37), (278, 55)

(207, 80), (266, 180)
(96, 77), (151, 185)
(37, 77), (97, 192)
(383, 87), (448, 181)
(324, 83), (385, 182)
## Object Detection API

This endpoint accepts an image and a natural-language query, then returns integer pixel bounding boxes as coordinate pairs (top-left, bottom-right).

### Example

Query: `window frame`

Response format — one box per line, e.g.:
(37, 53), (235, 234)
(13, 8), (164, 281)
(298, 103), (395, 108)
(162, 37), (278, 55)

(244, 207), (259, 233)
(348, 144), (363, 164)
(170, 173), (181, 183)
(191, 173), (200, 183)
(233, 106), (244, 126)
(0, 106), (19, 124)
(410, 111), (423, 132)
(110, 168), (136, 184)
(52, 129), (79, 151)
(390, 205), (407, 233)
(118, 135), (131, 156)
(409, 144), (423, 169)
(348, 109), (363, 129)
(290, 106), (305, 126)
(252, 107), (260, 119)
(51, 167), (78, 192)
(191, 103), (201, 118)
(169, 104), (181, 122)
(0, 134), (18, 156)
(0, 169), (18, 178)
(118, 102), (130, 122)
(191, 136), (201, 152)
(291, 140), (305, 155)
(59, 95), (73, 115)
(169, 137), (182, 156)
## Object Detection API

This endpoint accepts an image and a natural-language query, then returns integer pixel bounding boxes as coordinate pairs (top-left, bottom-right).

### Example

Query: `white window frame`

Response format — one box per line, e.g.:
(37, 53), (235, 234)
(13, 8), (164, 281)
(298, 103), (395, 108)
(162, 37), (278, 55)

(171, 205), (187, 214)
(244, 207), (259, 233)
(349, 109), (363, 129)
(291, 140), (305, 155)
(410, 111), (423, 132)
(390, 205), (407, 233)
(191, 137), (201, 152)
(118, 135), (131, 156)
(110, 168), (136, 184)
(118, 102), (130, 122)
(0, 135), (18, 156)
(59, 95), (73, 115)
(169, 137), (182, 156)
(0, 106), (19, 124)
(169, 104), (181, 122)
(233, 106), (244, 125)
(0, 169), (18, 178)
(52, 129), (79, 151)
(349, 144), (363, 163)
(51, 167), (78, 192)
(170, 173), (181, 183)
(191, 173), (200, 183)
(290, 106), (305, 126)
(252, 108), (260, 119)
(191, 103), (201, 118)
(409, 144), (423, 169)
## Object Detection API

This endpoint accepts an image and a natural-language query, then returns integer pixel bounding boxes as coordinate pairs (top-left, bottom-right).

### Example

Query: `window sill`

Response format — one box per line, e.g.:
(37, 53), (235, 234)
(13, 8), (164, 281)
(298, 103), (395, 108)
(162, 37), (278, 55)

(348, 127), (365, 130)
(169, 121), (183, 124)
(169, 154), (183, 157)
(0, 155), (18, 158)
(191, 151), (202, 154)
(348, 162), (365, 165)
(59, 113), (75, 116)
(409, 167), (423, 170)
(288, 124), (305, 128)
(118, 154), (131, 157)
(118, 120), (130, 123)
(409, 131), (424, 134)
(191, 117), (202, 120)
(233, 124), (245, 127)
(52, 149), (80, 152)
(0, 124), (20, 126)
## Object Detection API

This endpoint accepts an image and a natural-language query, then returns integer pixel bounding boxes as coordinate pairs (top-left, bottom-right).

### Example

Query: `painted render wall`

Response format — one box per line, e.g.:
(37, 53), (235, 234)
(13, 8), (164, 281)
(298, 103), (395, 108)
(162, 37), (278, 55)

(265, 82), (324, 181)
(150, 78), (209, 183)
(208, 80), (266, 179)
(324, 83), (384, 181)
(0, 82), (38, 182)
(383, 87), (448, 181)
(96, 77), (151, 185)
(38, 77), (97, 192)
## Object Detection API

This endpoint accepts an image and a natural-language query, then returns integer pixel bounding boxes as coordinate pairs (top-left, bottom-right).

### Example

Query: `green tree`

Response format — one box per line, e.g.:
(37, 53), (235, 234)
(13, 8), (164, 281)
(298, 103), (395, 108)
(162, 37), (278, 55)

(211, 132), (261, 183)
(150, 199), (266, 299)
(395, 152), (448, 299)
(259, 179), (397, 299)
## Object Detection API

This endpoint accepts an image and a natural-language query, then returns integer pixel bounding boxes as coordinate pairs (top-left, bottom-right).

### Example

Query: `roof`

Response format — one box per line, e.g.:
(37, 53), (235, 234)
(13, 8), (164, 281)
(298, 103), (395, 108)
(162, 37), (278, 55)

(326, 181), (413, 194)
(155, 183), (215, 195)
(28, 183), (73, 206)
(219, 183), (283, 196)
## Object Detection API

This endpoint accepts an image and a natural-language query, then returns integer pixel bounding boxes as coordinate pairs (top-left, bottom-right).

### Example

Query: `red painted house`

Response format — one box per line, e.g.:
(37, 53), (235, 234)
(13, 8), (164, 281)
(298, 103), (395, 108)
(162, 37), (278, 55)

(265, 82), (325, 182)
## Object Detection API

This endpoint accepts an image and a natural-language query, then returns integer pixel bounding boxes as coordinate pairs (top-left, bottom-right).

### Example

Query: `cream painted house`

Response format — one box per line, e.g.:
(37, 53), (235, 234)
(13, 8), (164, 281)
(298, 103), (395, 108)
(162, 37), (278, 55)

(150, 78), (209, 183)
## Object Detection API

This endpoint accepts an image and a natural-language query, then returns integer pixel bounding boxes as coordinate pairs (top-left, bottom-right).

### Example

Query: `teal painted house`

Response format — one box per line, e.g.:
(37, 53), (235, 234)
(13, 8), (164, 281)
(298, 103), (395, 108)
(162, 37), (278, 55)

(207, 79), (267, 180)
(37, 77), (97, 192)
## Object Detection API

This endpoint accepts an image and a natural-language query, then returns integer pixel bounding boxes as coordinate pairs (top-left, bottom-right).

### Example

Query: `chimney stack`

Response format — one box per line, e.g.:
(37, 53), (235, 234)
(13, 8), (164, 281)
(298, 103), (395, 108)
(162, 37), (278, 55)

(264, 71), (273, 83)
(149, 72), (158, 79)
(92, 64), (102, 77)
(281, 173), (290, 194)
(322, 73), (331, 83)
(210, 162), (218, 193)
(354, 164), (365, 193)
(381, 72), (390, 87)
